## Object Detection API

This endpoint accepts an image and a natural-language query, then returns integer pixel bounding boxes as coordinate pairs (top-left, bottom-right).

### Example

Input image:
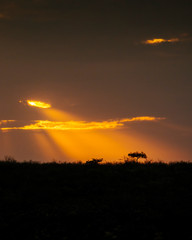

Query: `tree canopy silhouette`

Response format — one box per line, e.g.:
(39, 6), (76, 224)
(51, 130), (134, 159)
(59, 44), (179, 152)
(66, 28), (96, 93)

(128, 152), (147, 161)
(85, 158), (103, 165)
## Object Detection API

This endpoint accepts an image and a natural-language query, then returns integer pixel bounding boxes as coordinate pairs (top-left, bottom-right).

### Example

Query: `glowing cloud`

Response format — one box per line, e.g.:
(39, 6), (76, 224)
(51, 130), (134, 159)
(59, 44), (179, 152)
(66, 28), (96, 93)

(20, 100), (51, 109)
(120, 116), (165, 122)
(0, 116), (165, 131)
(143, 38), (179, 45)
(0, 120), (123, 131)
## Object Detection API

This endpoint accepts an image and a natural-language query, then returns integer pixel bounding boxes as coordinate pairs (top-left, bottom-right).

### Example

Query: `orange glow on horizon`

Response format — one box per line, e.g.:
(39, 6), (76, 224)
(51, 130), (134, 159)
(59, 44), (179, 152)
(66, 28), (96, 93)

(46, 130), (129, 162)
(0, 99), (171, 162)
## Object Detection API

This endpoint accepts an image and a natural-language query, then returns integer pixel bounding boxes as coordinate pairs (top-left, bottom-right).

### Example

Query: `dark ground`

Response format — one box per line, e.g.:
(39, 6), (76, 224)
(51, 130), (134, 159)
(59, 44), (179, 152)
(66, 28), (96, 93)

(0, 160), (192, 240)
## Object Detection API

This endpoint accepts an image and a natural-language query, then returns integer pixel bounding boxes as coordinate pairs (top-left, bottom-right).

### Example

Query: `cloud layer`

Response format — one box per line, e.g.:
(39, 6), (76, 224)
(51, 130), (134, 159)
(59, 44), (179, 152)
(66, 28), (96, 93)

(0, 116), (165, 131)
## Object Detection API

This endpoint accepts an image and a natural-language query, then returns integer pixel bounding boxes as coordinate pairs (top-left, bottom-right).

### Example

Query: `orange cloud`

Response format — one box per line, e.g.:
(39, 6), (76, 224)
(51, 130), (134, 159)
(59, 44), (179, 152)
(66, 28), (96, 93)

(143, 38), (179, 45)
(0, 120), (123, 131)
(19, 100), (51, 109)
(0, 116), (165, 131)
(120, 116), (165, 122)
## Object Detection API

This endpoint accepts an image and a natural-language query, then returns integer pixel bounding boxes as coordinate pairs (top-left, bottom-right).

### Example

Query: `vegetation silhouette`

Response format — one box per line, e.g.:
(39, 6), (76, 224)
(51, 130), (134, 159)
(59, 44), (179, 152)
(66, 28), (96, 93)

(85, 158), (103, 165)
(128, 151), (147, 161)
(0, 158), (192, 240)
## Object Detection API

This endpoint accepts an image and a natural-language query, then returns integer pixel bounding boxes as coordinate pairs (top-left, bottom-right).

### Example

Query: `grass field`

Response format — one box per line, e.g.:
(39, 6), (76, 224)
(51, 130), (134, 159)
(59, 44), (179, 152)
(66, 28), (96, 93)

(0, 160), (192, 239)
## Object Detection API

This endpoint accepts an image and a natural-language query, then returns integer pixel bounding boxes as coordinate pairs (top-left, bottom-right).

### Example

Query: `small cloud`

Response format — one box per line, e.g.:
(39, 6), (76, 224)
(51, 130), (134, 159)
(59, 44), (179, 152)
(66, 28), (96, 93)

(143, 38), (179, 45)
(19, 99), (51, 109)
(120, 116), (165, 122)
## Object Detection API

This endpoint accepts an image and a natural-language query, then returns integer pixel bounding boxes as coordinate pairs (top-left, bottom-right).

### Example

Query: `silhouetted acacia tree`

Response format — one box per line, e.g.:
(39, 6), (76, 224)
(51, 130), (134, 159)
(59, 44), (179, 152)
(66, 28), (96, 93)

(128, 152), (147, 161)
(85, 158), (103, 165)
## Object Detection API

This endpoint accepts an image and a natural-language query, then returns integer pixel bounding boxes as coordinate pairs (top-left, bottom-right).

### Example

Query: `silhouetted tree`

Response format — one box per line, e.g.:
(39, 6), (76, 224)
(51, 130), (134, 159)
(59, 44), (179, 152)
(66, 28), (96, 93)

(128, 152), (147, 161)
(86, 158), (103, 165)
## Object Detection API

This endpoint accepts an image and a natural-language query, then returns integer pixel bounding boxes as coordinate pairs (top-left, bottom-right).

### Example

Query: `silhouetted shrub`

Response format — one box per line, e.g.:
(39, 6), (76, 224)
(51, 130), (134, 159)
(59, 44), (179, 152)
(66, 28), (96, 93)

(4, 155), (16, 163)
(85, 158), (103, 165)
(128, 151), (147, 161)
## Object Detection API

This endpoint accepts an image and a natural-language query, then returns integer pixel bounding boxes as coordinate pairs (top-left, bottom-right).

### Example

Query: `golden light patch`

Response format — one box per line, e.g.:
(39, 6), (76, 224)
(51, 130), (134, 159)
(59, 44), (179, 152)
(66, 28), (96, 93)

(144, 38), (179, 45)
(26, 100), (51, 109)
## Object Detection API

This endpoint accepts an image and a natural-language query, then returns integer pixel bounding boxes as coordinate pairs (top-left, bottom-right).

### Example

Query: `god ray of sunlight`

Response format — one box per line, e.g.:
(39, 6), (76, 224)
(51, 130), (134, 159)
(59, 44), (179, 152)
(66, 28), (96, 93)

(0, 99), (170, 162)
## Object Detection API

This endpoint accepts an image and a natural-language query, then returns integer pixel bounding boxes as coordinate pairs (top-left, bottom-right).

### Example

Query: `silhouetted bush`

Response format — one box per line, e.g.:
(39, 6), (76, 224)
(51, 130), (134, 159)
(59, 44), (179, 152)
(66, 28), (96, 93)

(128, 151), (147, 161)
(4, 155), (16, 163)
(86, 158), (103, 165)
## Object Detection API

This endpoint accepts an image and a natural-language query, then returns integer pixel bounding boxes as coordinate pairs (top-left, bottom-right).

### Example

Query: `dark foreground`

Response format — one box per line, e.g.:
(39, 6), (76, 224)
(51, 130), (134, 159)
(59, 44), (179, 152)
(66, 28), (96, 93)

(0, 160), (192, 240)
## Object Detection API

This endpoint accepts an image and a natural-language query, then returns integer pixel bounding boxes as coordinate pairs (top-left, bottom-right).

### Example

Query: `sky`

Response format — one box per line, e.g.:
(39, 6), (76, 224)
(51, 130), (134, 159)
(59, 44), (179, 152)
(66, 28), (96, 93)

(0, 0), (192, 162)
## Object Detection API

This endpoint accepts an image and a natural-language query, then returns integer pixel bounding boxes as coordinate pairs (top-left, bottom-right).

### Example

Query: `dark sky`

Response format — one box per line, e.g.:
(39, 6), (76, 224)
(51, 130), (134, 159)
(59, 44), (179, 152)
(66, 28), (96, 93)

(0, 0), (192, 162)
